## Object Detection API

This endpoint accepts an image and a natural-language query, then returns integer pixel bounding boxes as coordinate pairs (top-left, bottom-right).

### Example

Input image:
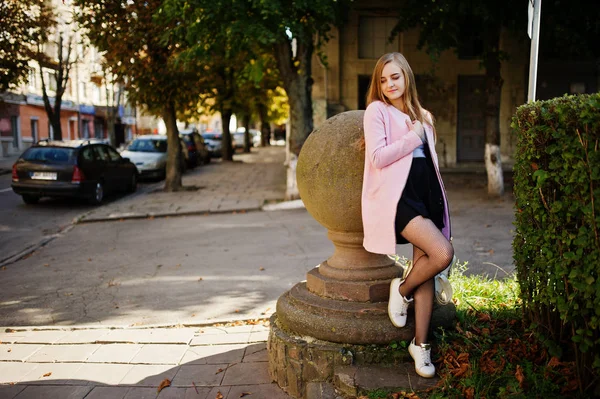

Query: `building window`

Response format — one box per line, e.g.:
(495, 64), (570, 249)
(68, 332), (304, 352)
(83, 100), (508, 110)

(81, 120), (90, 138)
(457, 19), (484, 59)
(28, 68), (37, 89)
(80, 82), (87, 99)
(48, 70), (57, 92)
(31, 119), (39, 143)
(11, 116), (19, 148)
(358, 17), (399, 59)
(92, 85), (101, 103)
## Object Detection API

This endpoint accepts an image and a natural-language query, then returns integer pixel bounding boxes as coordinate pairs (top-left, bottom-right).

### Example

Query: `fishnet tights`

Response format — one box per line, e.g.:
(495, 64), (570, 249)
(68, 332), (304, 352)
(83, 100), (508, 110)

(398, 216), (454, 345)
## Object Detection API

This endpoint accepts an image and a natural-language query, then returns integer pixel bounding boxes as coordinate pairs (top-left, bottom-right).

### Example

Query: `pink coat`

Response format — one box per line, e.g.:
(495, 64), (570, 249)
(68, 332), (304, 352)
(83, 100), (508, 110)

(361, 101), (451, 254)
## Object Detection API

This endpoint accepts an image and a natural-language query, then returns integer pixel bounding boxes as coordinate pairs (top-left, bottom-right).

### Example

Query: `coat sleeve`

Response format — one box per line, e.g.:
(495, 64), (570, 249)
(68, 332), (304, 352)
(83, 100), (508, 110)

(364, 102), (423, 170)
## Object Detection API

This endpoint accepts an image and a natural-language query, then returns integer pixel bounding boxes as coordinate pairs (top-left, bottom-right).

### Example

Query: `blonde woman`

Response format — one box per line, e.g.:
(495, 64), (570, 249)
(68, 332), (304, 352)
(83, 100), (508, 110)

(360, 52), (453, 378)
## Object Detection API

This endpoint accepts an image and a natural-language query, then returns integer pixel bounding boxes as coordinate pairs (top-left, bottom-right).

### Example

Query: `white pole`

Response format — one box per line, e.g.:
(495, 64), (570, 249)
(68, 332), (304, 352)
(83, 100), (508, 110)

(528, 0), (542, 102)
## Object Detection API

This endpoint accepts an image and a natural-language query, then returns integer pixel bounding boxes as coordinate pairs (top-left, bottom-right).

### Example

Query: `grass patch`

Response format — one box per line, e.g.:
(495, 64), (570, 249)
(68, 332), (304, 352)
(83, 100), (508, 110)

(361, 260), (584, 399)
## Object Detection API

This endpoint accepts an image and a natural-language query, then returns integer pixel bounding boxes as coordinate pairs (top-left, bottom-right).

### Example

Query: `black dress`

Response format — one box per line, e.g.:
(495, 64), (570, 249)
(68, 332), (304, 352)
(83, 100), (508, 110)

(394, 144), (445, 244)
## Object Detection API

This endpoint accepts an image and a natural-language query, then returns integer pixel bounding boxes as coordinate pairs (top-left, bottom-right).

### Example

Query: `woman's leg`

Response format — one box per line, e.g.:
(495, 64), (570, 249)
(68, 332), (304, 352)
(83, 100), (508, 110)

(400, 216), (454, 344)
(409, 246), (434, 345)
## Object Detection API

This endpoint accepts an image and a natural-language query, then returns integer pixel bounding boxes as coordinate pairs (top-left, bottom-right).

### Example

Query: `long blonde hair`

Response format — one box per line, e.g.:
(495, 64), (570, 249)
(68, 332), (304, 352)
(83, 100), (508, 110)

(358, 52), (435, 150)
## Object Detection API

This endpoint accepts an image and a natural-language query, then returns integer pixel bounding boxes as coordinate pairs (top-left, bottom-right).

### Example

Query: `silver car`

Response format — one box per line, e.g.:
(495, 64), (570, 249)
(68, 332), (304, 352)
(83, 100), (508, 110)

(120, 135), (170, 180)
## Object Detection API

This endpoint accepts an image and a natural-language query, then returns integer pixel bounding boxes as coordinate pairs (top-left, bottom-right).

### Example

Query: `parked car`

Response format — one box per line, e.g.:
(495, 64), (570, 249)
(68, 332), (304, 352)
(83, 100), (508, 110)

(201, 131), (223, 158)
(120, 135), (188, 180)
(11, 140), (138, 205)
(179, 129), (211, 167)
(232, 131), (245, 151)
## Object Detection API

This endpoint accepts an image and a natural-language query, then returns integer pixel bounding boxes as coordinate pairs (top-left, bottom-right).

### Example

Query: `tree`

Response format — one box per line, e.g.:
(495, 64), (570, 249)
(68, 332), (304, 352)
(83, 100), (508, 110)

(163, 0), (350, 155)
(0, 0), (53, 91)
(75, 0), (205, 191)
(37, 32), (77, 141)
(391, 0), (526, 197)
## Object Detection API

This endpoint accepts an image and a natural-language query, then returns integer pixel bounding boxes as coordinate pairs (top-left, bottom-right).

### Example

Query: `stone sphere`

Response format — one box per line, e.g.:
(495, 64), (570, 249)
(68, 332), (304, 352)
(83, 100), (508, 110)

(297, 110), (365, 232)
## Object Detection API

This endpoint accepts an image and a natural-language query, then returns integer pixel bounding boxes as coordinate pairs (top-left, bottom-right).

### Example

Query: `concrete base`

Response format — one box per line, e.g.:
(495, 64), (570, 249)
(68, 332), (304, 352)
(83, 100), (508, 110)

(276, 282), (456, 345)
(268, 314), (442, 399)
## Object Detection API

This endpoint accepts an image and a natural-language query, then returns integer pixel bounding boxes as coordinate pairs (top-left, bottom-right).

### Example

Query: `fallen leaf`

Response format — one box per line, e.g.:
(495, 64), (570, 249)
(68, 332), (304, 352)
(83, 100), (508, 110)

(259, 267), (265, 271)
(488, 249), (495, 255)
(216, 392), (224, 399)
(198, 277), (203, 281)
(157, 378), (171, 393)
(5, 328), (15, 333)
(240, 393), (252, 397)
(7, 348), (11, 352)
(216, 368), (224, 374)
(175, 264), (181, 268)
(1, 267), (6, 270)
(88, 258), (92, 262)
(44, 264), (49, 267)
(235, 309), (240, 313)
(43, 372), (52, 377)
(515, 365), (526, 388)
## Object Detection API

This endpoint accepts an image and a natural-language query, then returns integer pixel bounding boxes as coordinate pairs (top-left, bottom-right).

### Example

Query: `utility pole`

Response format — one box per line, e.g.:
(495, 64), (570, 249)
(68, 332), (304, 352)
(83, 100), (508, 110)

(527, 0), (542, 102)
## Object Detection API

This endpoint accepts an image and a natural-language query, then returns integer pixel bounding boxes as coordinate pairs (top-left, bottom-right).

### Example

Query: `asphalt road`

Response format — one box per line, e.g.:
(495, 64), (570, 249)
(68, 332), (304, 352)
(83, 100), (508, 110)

(0, 173), (160, 267)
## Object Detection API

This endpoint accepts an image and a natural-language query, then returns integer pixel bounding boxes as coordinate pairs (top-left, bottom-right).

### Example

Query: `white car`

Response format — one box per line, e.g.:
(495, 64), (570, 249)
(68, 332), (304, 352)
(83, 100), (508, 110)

(120, 135), (170, 180)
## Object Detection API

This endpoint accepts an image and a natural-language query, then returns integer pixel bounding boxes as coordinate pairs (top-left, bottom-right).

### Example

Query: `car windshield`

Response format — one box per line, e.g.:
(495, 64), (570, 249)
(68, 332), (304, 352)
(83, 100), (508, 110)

(202, 133), (222, 140)
(21, 147), (76, 164)
(127, 139), (167, 153)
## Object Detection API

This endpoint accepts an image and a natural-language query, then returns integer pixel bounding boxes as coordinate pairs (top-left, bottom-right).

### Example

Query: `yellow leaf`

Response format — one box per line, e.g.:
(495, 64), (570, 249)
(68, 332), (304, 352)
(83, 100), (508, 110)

(43, 372), (52, 377)
(216, 392), (224, 399)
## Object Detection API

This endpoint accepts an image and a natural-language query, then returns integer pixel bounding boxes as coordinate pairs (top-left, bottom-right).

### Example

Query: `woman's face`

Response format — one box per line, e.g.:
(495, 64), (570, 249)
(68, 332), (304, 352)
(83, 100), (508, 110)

(380, 62), (406, 104)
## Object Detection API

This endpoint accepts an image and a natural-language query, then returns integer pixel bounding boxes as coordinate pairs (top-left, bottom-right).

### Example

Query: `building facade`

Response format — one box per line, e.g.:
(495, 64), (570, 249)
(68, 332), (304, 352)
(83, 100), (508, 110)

(311, 2), (598, 167)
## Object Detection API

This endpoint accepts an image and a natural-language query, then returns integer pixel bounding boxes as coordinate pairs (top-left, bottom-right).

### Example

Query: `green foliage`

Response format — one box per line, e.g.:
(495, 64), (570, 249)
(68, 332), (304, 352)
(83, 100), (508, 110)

(0, 0), (53, 90)
(512, 93), (600, 393)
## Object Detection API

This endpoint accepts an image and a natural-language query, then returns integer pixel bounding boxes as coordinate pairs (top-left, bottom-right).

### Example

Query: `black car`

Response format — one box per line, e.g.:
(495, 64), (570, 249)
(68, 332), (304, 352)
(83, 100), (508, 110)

(180, 129), (211, 167)
(11, 140), (138, 205)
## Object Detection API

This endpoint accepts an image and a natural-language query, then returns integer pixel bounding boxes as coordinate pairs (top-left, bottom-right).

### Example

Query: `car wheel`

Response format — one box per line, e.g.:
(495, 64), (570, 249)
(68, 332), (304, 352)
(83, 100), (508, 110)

(22, 195), (40, 205)
(89, 181), (104, 205)
(128, 174), (138, 193)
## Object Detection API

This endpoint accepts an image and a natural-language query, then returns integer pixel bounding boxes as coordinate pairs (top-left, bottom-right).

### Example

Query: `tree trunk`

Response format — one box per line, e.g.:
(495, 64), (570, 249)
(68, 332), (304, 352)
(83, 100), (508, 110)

(242, 114), (251, 153)
(162, 102), (182, 192)
(257, 102), (270, 147)
(273, 36), (314, 156)
(221, 108), (234, 161)
(483, 28), (505, 197)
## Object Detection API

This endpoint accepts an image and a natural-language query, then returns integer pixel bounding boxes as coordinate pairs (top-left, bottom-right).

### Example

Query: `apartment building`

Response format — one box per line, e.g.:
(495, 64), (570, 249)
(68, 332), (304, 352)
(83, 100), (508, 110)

(0, 0), (139, 157)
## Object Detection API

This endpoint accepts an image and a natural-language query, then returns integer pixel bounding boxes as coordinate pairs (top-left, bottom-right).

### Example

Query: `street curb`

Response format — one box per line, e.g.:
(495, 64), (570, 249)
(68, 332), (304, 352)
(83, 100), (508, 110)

(74, 206), (263, 224)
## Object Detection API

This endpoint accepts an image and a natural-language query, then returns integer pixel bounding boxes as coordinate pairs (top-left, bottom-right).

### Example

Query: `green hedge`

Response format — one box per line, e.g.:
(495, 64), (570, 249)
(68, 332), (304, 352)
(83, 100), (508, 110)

(512, 93), (600, 392)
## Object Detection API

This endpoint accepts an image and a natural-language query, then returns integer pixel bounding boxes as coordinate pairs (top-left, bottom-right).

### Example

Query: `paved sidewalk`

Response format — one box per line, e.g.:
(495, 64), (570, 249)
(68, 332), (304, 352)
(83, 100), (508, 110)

(76, 147), (287, 223)
(0, 323), (295, 399)
(0, 145), (516, 398)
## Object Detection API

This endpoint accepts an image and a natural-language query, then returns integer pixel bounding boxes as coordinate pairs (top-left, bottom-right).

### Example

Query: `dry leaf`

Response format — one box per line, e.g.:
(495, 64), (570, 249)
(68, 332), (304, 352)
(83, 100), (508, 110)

(198, 277), (203, 281)
(88, 258), (92, 262)
(515, 365), (525, 389)
(216, 368), (224, 374)
(1, 266), (6, 270)
(240, 393), (252, 397)
(235, 309), (240, 313)
(216, 392), (224, 399)
(488, 249), (495, 255)
(5, 329), (15, 333)
(7, 348), (12, 352)
(43, 264), (49, 267)
(43, 372), (52, 377)
(157, 378), (171, 393)
(259, 267), (265, 271)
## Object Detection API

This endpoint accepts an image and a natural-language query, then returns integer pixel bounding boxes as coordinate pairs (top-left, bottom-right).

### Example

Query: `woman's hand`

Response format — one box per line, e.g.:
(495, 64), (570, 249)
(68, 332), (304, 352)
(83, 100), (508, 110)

(405, 119), (425, 141)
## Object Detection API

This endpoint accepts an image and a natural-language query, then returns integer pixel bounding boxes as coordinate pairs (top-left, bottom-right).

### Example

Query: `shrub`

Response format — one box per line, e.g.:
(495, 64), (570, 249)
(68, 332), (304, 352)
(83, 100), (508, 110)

(511, 93), (600, 393)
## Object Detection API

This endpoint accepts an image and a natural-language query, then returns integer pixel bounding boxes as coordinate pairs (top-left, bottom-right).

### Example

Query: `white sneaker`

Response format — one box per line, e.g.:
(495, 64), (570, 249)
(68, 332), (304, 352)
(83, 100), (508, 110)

(388, 278), (413, 327)
(434, 255), (456, 305)
(408, 338), (436, 378)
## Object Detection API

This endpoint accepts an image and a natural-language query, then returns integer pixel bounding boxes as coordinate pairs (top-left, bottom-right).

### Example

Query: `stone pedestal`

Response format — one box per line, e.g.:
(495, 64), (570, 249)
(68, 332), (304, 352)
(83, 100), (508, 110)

(269, 111), (456, 398)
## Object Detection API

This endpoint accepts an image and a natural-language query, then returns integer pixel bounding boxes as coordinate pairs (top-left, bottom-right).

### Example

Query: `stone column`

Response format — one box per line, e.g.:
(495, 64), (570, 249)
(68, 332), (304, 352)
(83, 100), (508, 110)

(269, 111), (455, 397)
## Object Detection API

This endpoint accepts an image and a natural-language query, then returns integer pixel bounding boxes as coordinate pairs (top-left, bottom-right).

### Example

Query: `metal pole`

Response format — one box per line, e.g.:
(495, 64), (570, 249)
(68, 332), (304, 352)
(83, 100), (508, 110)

(528, 0), (542, 102)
